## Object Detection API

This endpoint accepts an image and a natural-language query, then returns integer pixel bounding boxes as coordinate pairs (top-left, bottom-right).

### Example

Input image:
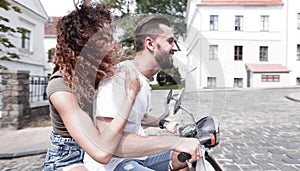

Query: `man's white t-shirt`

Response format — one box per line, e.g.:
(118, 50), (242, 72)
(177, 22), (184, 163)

(84, 60), (152, 170)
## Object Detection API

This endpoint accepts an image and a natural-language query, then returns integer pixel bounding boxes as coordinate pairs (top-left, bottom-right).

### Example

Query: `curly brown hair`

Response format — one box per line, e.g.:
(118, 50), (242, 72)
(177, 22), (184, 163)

(52, 2), (119, 110)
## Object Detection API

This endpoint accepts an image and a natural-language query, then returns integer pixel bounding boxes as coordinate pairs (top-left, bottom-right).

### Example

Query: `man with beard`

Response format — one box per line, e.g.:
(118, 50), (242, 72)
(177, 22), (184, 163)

(84, 15), (201, 171)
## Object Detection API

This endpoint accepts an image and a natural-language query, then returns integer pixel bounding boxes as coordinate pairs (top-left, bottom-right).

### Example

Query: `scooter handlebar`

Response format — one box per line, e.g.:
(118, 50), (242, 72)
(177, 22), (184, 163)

(178, 152), (191, 162)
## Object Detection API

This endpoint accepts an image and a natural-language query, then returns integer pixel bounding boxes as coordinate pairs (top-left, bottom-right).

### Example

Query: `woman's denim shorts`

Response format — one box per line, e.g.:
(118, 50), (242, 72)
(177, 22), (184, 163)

(44, 131), (84, 171)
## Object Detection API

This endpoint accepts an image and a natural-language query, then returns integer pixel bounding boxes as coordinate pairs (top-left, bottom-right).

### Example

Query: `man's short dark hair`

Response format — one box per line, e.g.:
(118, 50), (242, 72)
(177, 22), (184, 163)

(134, 15), (171, 52)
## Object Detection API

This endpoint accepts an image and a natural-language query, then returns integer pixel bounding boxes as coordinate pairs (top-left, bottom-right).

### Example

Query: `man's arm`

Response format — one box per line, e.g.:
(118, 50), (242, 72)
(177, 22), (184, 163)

(141, 113), (160, 127)
(96, 117), (200, 163)
(141, 113), (177, 132)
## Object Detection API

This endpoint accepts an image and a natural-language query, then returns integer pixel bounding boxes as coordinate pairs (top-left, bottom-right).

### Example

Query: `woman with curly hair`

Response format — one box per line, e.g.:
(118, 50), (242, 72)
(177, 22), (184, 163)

(43, 1), (141, 171)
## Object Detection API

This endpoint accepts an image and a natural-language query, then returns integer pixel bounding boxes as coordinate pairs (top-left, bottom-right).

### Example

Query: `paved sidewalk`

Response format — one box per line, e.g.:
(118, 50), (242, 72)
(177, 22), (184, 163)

(0, 88), (299, 161)
(0, 126), (51, 159)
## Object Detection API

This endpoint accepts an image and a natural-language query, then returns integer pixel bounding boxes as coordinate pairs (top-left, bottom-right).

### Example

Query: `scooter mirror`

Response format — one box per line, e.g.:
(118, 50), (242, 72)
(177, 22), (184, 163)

(174, 88), (185, 115)
(167, 89), (173, 104)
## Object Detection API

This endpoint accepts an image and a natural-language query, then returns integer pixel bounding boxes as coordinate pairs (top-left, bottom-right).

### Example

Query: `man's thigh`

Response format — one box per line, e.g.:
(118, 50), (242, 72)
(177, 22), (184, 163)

(144, 150), (173, 171)
(114, 160), (154, 171)
(115, 151), (173, 171)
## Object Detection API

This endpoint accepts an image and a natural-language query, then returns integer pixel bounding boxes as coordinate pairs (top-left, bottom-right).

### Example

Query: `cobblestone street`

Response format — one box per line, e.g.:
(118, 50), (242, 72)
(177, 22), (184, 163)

(0, 154), (45, 171)
(202, 88), (300, 171)
(1, 88), (299, 171)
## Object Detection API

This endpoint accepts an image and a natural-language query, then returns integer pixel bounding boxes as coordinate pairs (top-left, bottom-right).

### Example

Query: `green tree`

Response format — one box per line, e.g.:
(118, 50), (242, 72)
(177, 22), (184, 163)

(47, 47), (56, 62)
(101, 0), (132, 17)
(100, 0), (187, 56)
(0, 0), (22, 69)
(135, 0), (187, 38)
(157, 67), (182, 86)
(99, 0), (137, 57)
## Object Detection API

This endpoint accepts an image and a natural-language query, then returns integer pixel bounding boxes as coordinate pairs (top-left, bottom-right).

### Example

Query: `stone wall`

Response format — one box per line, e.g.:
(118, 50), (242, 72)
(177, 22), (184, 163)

(0, 70), (49, 129)
(30, 101), (50, 123)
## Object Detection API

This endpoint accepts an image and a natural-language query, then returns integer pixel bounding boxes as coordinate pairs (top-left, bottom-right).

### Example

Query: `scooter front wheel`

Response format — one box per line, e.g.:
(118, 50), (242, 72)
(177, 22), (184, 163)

(195, 152), (222, 171)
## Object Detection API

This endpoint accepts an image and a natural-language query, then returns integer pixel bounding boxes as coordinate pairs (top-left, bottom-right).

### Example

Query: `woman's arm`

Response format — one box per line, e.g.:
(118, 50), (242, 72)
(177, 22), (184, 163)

(50, 71), (141, 164)
(50, 92), (134, 164)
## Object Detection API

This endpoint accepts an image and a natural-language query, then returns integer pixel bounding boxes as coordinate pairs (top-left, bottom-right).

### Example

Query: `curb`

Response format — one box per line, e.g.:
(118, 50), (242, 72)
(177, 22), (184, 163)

(286, 95), (300, 103)
(0, 149), (47, 159)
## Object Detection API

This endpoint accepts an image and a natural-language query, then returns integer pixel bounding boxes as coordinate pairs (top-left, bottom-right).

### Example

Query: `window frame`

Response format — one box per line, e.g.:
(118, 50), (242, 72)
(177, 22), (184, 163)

(21, 29), (31, 50)
(234, 46), (243, 61)
(207, 77), (217, 88)
(234, 78), (243, 88)
(235, 15), (243, 31)
(209, 45), (218, 60)
(261, 75), (280, 82)
(260, 15), (269, 32)
(259, 46), (268, 61)
(297, 44), (300, 61)
(297, 13), (300, 30)
(297, 77), (300, 85)
(210, 15), (218, 31)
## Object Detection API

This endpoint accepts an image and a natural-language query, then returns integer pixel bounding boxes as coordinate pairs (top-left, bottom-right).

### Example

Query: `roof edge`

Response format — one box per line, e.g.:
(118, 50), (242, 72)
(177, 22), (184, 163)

(198, 1), (283, 6)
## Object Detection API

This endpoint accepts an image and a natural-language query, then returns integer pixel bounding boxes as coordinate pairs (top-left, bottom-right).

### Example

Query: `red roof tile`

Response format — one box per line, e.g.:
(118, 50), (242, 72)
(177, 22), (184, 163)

(200, 0), (283, 6)
(246, 63), (291, 73)
(45, 16), (62, 35)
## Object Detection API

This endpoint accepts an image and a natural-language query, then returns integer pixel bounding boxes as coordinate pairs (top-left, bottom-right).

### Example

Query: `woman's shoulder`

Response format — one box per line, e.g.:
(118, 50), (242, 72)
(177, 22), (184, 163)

(49, 71), (63, 80)
(47, 71), (72, 96)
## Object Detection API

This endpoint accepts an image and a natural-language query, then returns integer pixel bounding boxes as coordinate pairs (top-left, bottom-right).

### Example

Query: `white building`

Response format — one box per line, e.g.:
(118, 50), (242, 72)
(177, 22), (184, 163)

(0, 0), (49, 76)
(44, 16), (61, 74)
(185, 0), (300, 91)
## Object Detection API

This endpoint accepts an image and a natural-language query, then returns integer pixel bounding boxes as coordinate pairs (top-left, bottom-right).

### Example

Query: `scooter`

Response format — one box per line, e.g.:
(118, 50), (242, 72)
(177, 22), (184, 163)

(165, 88), (223, 171)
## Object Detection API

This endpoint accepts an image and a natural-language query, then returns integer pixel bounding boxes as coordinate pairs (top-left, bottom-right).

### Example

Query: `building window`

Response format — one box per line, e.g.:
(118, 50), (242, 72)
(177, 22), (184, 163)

(235, 15), (243, 31)
(297, 13), (300, 30)
(234, 46), (243, 61)
(234, 78), (243, 88)
(261, 75), (280, 82)
(260, 15), (269, 31)
(209, 45), (218, 60)
(297, 44), (300, 61)
(21, 29), (31, 50)
(297, 78), (300, 85)
(210, 15), (218, 31)
(207, 77), (216, 88)
(259, 46), (268, 61)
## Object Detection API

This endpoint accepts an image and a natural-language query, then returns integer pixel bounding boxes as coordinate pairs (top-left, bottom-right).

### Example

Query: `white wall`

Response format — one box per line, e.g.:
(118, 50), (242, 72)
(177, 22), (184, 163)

(284, 0), (300, 85)
(0, 0), (48, 76)
(185, 1), (297, 89)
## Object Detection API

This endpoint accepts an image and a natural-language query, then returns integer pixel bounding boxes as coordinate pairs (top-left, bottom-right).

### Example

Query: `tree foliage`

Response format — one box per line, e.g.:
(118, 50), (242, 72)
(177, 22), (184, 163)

(135, 0), (187, 38)
(101, 0), (132, 17)
(0, 0), (22, 69)
(157, 67), (182, 86)
(100, 0), (187, 58)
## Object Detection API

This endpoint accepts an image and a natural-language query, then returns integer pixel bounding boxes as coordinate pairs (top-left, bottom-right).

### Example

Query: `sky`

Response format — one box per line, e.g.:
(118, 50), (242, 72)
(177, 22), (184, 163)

(40, 0), (75, 17)
(40, 0), (137, 17)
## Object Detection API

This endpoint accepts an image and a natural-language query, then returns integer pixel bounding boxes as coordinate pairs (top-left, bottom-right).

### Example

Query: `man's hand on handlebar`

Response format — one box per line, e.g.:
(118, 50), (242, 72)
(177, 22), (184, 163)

(174, 138), (202, 163)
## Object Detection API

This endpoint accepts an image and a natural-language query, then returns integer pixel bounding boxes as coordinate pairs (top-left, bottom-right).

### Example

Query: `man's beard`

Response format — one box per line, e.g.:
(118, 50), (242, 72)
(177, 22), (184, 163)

(155, 51), (173, 69)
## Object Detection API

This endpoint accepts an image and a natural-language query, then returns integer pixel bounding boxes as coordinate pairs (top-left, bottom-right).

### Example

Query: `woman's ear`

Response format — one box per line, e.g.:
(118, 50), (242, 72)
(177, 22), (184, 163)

(145, 37), (154, 51)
